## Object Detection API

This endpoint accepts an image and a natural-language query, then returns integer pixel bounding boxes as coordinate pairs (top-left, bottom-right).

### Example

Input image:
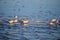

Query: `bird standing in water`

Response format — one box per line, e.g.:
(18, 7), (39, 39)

(8, 16), (18, 26)
(49, 18), (59, 30)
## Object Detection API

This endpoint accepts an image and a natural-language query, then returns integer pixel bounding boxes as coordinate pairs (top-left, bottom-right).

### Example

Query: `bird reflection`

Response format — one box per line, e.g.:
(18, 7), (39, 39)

(22, 23), (28, 26)
(0, 15), (60, 30)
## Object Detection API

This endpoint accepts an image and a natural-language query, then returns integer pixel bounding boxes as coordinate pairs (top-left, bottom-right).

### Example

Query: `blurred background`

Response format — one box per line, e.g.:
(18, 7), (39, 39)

(0, 0), (60, 40)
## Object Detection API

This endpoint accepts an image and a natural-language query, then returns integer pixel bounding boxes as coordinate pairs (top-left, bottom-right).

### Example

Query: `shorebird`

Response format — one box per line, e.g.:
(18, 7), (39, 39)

(8, 16), (19, 26)
(20, 18), (29, 26)
(49, 18), (59, 30)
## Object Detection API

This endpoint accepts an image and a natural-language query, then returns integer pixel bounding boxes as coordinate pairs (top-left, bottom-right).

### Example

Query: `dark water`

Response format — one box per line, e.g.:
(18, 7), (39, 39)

(0, 19), (60, 40)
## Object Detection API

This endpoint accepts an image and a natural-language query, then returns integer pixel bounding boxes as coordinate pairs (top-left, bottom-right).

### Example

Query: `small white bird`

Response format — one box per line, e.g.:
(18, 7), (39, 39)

(21, 19), (29, 24)
(9, 20), (14, 24)
(51, 19), (57, 22)
(14, 19), (18, 23)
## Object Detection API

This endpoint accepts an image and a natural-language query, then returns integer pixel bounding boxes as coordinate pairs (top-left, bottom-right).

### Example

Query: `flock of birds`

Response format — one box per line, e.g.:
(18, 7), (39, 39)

(0, 16), (60, 30)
